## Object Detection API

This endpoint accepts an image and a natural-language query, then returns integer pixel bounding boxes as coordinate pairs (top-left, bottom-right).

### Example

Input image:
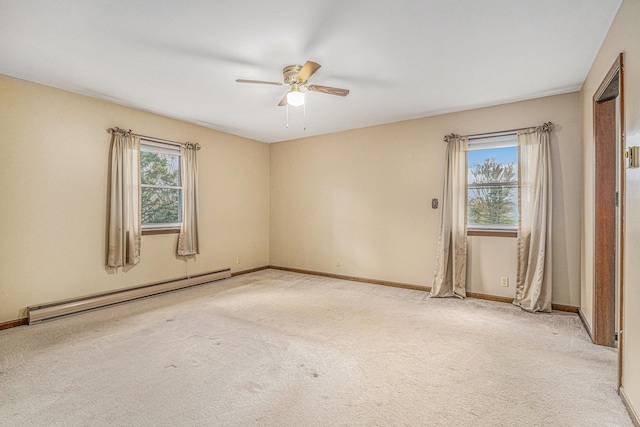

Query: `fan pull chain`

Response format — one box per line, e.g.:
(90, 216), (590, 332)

(286, 104), (289, 128)
(303, 103), (306, 131)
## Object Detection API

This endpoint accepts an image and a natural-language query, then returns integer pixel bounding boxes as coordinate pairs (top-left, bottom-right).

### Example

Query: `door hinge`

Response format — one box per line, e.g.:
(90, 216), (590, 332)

(616, 191), (619, 207)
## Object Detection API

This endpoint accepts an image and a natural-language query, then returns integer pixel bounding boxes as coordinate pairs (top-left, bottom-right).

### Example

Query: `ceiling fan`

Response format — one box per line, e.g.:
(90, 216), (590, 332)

(236, 61), (349, 107)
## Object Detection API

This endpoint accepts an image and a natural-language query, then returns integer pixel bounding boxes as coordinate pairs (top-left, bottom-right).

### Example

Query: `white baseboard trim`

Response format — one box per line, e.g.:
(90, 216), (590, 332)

(621, 386), (640, 427)
(578, 308), (594, 342)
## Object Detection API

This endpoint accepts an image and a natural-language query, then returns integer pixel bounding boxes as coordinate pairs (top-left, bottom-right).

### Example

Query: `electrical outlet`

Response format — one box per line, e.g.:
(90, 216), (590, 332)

(236, 257), (241, 265)
(337, 259), (341, 267)
(501, 277), (509, 287)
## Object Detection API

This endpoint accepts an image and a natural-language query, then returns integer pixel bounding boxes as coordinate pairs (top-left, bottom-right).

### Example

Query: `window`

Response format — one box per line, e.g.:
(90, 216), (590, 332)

(467, 134), (518, 235)
(140, 140), (182, 233)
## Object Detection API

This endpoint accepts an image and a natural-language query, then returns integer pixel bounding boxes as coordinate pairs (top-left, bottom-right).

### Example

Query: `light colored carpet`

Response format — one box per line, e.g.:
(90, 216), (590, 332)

(0, 269), (632, 426)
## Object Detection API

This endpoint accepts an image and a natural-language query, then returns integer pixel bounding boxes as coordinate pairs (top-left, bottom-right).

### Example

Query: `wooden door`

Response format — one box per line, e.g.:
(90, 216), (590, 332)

(593, 97), (617, 347)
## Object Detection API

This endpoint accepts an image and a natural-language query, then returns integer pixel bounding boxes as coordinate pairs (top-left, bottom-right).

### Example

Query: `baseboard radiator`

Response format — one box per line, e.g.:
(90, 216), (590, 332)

(28, 268), (231, 324)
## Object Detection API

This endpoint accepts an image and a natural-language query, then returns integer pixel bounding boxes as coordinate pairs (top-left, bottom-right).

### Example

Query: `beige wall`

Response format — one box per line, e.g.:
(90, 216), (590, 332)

(467, 236), (517, 298)
(270, 92), (581, 306)
(0, 75), (583, 325)
(580, 0), (640, 416)
(0, 75), (270, 323)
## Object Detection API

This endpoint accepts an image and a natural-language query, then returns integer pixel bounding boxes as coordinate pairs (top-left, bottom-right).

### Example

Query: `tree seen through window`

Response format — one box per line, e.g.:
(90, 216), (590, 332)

(140, 147), (181, 226)
(467, 145), (518, 228)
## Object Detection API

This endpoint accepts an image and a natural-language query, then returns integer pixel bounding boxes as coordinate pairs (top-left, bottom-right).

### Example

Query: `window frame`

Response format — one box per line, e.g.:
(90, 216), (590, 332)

(467, 133), (519, 238)
(140, 139), (182, 236)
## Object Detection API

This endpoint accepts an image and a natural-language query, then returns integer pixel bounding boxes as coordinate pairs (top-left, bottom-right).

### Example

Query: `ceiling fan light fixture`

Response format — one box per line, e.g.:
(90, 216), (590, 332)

(236, 62), (348, 108)
(286, 85), (305, 107)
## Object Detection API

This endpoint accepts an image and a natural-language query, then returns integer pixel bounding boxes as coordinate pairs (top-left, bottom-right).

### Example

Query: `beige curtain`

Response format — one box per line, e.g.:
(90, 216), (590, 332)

(514, 123), (553, 312)
(177, 143), (200, 256)
(431, 135), (468, 298)
(107, 132), (141, 267)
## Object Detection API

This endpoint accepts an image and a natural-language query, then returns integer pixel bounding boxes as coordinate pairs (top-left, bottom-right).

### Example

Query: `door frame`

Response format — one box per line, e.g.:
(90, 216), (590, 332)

(592, 53), (624, 387)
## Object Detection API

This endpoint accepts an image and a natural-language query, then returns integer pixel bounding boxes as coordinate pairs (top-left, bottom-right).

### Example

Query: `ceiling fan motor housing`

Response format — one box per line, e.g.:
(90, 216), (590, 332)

(283, 65), (302, 85)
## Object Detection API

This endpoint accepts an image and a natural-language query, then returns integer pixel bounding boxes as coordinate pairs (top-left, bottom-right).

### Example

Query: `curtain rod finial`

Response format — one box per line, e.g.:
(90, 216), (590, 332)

(444, 133), (462, 143)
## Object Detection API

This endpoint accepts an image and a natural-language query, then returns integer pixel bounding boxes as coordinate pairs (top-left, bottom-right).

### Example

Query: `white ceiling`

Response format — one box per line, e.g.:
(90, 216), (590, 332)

(0, 0), (621, 143)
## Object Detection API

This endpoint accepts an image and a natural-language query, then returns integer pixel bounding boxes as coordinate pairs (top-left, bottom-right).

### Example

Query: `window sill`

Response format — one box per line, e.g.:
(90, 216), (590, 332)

(142, 227), (180, 236)
(467, 229), (517, 238)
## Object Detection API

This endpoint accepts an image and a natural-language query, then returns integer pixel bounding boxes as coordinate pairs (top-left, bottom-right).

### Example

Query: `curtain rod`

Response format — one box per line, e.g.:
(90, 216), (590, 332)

(444, 122), (553, 143)
(107, 127), (188, 148)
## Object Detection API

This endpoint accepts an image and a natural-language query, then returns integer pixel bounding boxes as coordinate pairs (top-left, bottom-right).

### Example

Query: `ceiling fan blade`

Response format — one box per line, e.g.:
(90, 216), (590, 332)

(307, 85), (350, 97)
(297, 61), (321, 84)
(278, 93), (288, 107)
(236, 79), (284, 86)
